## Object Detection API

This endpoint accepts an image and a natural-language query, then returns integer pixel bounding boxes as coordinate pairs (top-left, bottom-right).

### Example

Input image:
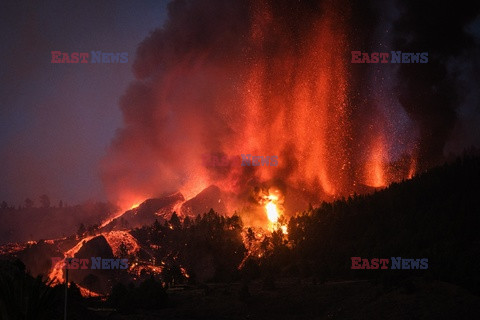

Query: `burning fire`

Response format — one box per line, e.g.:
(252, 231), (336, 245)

(265, 196), (279, 223)
(262, 192), (287, 233)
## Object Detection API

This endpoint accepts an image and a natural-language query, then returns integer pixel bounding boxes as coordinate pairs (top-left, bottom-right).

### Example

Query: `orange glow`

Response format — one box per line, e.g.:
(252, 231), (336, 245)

(129, 202), (141, 210)
(102, 231), (140, 257)
(407, 157), (416, 179)
(77, 284), (101, 297)
(180, 267), (190, 279)
(101, 0), (419, 229)
(48, 231), (140, 285)
(365, 135), (387, 188)
(48, 235), (95, 284)
(263, 192), (287, 233)
(265, 196), (279, 223)
(240, 1), (351, 197)
(115, 193), (148, 213)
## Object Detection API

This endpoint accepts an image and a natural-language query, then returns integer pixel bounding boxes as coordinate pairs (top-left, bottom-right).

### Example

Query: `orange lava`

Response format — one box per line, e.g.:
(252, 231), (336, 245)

(48, 231), (140, 284)
(365, 135), (388, 188)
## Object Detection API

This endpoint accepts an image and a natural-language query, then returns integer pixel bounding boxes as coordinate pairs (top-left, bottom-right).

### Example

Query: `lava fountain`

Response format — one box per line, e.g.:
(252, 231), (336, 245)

(101, 0), (418, 221)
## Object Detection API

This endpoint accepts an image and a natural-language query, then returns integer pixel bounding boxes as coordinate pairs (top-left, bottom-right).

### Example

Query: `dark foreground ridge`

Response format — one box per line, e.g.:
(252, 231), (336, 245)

(1, 152), (479, 319)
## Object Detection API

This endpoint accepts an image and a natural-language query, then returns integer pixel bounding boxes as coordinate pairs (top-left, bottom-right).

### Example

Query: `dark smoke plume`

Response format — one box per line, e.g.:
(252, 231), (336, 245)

(101, 0), (480, 213)
(392, 1), (480, 169)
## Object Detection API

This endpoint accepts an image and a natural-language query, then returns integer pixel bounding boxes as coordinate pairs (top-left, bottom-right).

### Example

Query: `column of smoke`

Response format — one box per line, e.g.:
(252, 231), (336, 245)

(392, 0), (480, 170)
(101, 0), (480, 218)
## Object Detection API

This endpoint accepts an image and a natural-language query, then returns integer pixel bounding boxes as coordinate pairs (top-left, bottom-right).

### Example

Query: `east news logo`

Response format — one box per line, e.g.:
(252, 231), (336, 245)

(51, 51), (128, 63)
(351, 51), (428, 63)
(51, 257), (129, 269)
(351, 257), (428, 269)
(241, 154), (278, 166)
(201, 153), (279, 167)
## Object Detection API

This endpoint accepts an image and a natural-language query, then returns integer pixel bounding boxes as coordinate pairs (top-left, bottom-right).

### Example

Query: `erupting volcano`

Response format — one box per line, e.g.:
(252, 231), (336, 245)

(100, 0), (421, 228)
(2, 0), (480, 317)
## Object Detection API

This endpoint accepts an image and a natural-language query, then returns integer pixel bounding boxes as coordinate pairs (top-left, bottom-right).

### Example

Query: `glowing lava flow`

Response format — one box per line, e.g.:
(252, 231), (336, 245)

(130, 202), (141, 210)
(99, 201), (143, 229)
(48, 231), (140, 285)
(77, 285), (102, 297)
(49, 235), (95, 284)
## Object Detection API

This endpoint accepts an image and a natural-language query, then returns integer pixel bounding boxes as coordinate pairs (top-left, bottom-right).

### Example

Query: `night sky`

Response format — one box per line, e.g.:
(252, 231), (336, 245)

(0, 0), (168, 205)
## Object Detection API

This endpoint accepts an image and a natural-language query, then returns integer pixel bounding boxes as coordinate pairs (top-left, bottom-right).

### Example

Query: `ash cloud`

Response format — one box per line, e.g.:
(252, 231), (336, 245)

(391, 1), (480, 169)
(101, 0), (253, 205)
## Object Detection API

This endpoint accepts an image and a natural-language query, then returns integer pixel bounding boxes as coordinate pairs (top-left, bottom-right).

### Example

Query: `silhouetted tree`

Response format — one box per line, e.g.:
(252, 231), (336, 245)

(77, 223), (86, 238)
(39, 194), (50, 208)
(162, 265), (184, 287)
(152, 219), (161, 231)
(68, 281), (83, 301)
(169, 212), (181, 230)
(25, 198), (34, 208)
(0, 259), (59, 319)
(86, 224), (98, 236)
(183, 216), (192, 229)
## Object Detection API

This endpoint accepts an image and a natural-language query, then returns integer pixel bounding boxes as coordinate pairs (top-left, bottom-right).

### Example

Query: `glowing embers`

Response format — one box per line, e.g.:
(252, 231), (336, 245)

(365, 135), (388, 188)
(407, 157), (417, 179)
